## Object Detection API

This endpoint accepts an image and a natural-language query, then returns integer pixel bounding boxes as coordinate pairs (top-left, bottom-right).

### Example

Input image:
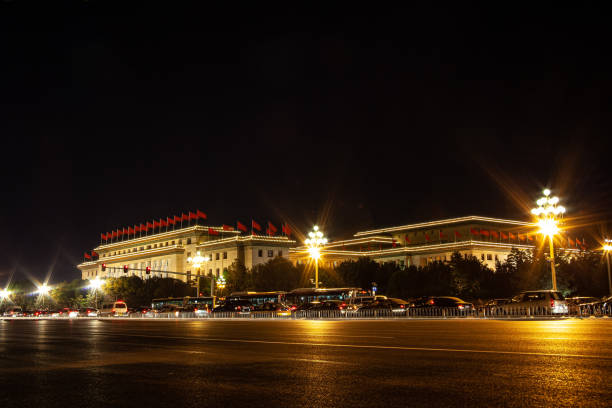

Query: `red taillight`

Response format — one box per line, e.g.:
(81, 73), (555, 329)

(458, 305), (464, 309)
(194, 308), (198, 312)
(236, 306), (241, 311)
(400, 304), (405, 308)
(290, 305), (297, 311)
(428, 299), (435, 305)
(551, 299), (555, 308)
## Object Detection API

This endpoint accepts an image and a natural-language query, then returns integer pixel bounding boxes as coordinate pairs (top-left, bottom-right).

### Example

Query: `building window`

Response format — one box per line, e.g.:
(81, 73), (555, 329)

(487, 254), (492, 261)
(208, 269), (212, 276)
(278, 250), (283, 257)
(178, 239), (182, 245)
(154, 244), (157, 248)
(495, 254), (499, 261)
(268, 250), (273, 257)
(481, 254), (485, 261)
(187, 238), (192, 244)
(223, 252), (227, 259)
(165, 242), (169, 246)
(258, 250), (263, 257)
(187, 252), (191, 258)
(140, 247), (144, 251)
(216, 268), (220, 277)
(215, 253), (220, 260)
(172, 240), (175, 245)
(209, 254), (212, 261)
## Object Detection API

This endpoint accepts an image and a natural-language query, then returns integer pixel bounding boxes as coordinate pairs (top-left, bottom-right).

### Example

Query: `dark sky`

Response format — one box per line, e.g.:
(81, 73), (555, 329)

(1, 2), (611, 283)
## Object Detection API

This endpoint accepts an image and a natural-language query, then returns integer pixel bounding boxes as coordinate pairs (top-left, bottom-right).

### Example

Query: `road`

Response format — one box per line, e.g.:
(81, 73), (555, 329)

(0, 318), (610, 407)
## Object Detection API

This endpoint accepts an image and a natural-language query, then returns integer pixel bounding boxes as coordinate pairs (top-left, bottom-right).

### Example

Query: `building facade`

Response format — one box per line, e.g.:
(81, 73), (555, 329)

(77, 225), (295, 283)
(289, 216), (568, 269)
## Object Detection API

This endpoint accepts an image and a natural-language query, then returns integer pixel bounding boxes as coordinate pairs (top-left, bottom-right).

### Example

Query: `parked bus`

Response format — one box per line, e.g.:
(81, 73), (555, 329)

(286, 288), (367, 305)
(227, 291), (287, 306)
(152, 296), (216, 310)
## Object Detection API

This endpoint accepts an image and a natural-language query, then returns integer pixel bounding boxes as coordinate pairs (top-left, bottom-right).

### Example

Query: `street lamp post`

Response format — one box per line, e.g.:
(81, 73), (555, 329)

(604, 239), (612, 297)
(531, 189), (566, 291)
(36, 283), (50, 309)
(187, 251), (209, 297)
(90, 277), (104, 309)
(305, 226), (327, 289)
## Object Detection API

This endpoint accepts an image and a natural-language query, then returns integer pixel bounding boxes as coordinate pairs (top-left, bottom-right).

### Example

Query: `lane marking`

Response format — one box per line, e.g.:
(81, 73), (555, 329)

(99, 333), (612, 360)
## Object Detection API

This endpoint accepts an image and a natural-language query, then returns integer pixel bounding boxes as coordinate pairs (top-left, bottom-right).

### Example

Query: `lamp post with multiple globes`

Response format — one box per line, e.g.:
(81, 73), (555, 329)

(530, 189), (566, 291)
(305, 226), (327, 289)
(603, 239), (612, 297)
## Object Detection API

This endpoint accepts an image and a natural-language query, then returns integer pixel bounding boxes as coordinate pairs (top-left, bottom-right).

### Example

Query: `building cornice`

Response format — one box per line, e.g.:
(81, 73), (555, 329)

(78, 245), (185, 269)
(94, 226), (240, 251)
(354, 216), (532, 237)
(196, 234), (296, 249)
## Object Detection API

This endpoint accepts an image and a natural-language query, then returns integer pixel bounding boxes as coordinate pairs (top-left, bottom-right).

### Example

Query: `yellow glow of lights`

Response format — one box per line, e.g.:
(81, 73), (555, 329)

(187, 251), (209, 269)
(0, 289), (10, 300)
(90, 277), (104, 290)
(36, 283), (50, 296)
(604, 244), (612, 251)
(308, 247), (321, 260)
(538, 218), (559, 237)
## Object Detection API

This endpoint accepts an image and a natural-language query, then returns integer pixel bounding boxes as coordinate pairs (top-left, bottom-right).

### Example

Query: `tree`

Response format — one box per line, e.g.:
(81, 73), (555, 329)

(250, 257), (301, 291)
(225, 260), (250, 293)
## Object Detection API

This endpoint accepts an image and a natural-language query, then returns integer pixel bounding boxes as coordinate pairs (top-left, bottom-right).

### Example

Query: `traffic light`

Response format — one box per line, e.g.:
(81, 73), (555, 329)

(145, 266), (151, 274)
(101, 263), (106, 272)
(123, 265), (128, 273)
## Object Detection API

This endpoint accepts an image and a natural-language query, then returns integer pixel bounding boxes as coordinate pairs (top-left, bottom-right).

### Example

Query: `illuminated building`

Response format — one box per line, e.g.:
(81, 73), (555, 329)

(77, 224), (295, 283)
(290, 216), (581, 269)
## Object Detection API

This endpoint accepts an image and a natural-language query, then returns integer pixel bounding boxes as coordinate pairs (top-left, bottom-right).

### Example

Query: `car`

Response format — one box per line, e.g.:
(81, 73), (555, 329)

(50, 308), (78, 318)
(413, 296), (474, 310)
(3, 306), (24, 317)
(128, 307), (149, 316)
(503, 290), (568, 315)
(251, 302), (292, 316)
(33, 309), (49, 317)
(565, 297), (599, 314)
(308, 300), (345, 311)
(79, 308), (100, 317)
(357, 298), (409, 314)
(580, 296), (612, 315)
(483, 298), (512, 314)
(212, 300), (252, 314)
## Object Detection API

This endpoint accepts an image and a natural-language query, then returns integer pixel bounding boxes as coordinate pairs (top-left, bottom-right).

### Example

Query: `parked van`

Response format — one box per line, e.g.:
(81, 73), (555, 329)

(100, 301), (128, 317)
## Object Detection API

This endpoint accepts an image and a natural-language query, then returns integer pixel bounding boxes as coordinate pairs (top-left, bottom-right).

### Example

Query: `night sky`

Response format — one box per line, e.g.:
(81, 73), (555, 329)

(1, 3), (610, 283)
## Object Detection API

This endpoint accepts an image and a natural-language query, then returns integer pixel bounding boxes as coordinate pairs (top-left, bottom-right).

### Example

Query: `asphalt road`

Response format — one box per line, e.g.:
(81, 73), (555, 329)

(0, 318), (610, 408)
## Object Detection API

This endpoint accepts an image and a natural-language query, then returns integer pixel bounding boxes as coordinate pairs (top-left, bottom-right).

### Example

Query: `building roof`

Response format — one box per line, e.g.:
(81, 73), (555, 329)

(354, 216), (532, 237)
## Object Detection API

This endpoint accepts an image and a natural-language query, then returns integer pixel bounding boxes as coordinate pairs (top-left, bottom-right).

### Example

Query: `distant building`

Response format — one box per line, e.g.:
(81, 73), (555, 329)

(289, 216), (578, 269)
(77, 225), (295, 283)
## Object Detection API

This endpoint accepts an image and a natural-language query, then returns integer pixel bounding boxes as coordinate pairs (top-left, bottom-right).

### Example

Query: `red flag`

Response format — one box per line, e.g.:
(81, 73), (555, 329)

(405, 235), (410, 243)
(135, 225), (140, 233)
(208, 228), (219, 236)
(237, 221), (247, 232)
(392, 239), (397, 248)
(123, 227), (128, 236)
(110, 231), (116, 238)
(160, 219), (167, 227)
(283, 224), (291, 236)
(174, 215), (181, 223)
(153, 220), (160, 228)
(491, 231), (499, 238)
(518, 234), (525, 241)
(501, 232), (508, 240)
(527, 234), (534, 241)
(117, 229), (123, 236)
(569, 238), (575, 246)
(141, 223), (147, 231)
(91, 251), (98, 257)
(189, 211), (197, 220)
(196, 210), (207, 219)
(252, 220), (261, 231)
(509, 232), (516, 240)
(480, 229), (489, 237)
(454, 231), (461, 238)
(100, 233), (106, 241)
(222, 224), (234, 231)
(182, 213), (189, 221)
(268, 222), (277, 233)
(470, 228), (479, 236)
(575, 238), (580, 247)
(439, 231), (446, 239)
(128, 226), (135, 234)
(148, 222), (154, 230)
(425, 233), (430, 241)
(167, 217), (175, 225)
(84, 252), (91, 260)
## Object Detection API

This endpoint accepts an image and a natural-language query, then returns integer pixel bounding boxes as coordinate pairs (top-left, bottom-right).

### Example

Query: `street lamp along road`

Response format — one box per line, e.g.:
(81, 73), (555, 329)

(187, 251), (210, 298)
(0, 288), (11, 301)
(531, 189), (566, 291)
(305, 226), (327, 289)
(89, 277), (104, 309)
(36, 283), (50, 308)
(603, 239), (612, 296)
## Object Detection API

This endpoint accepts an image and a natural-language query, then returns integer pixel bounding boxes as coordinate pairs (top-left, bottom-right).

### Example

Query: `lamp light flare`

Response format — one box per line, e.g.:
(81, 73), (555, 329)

(0, 288), (11, 300)
(90, 277), (104, 290)
(543, 188), (551, 196)
(36, 283), (50, 295)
